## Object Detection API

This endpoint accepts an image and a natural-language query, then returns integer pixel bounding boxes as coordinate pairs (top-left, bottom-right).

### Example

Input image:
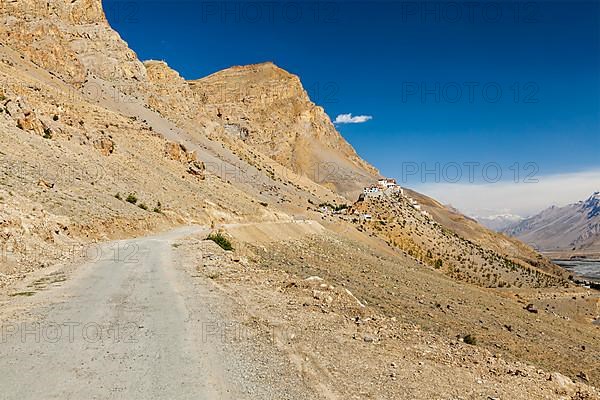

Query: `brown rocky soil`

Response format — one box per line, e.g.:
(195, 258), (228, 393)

(173, 230), (600, 399)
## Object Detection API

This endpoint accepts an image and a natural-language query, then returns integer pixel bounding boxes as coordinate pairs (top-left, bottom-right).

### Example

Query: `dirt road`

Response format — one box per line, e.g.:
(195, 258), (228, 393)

(0, 227), (317, 399)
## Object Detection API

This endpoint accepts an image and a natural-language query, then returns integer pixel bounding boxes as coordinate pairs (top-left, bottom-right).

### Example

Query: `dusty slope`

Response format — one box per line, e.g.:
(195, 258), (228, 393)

(201, 224), (600, 397)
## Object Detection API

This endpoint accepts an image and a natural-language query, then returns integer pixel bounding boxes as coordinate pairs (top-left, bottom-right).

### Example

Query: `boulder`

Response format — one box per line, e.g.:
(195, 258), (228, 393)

(93, 137), (115, 156)
(524, 304), (538, 313)
(165, 141), (196, 163)
(16, 111), (46, 136)
(187, 161), (205, 179)
(549, 372), (576, 394)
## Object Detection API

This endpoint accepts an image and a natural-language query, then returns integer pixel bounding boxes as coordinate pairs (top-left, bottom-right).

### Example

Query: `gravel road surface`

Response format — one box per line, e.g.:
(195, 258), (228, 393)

(0, 227), (318, 400)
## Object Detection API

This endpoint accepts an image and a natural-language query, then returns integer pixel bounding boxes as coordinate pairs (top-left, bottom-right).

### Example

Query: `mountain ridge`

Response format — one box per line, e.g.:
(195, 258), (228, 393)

(503, 192), (600, 258)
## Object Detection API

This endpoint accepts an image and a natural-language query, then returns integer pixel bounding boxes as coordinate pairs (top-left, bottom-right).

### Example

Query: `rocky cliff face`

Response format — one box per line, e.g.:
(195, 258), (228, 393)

(143, 60), (200, 121)
(189, 62), (379, 195)
(0, 0), (146, 86)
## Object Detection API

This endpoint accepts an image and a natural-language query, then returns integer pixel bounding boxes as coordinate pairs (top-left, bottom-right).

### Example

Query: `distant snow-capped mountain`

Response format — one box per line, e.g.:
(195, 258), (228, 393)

(502, 192), (600, 257)
(475, 214), (525, 231)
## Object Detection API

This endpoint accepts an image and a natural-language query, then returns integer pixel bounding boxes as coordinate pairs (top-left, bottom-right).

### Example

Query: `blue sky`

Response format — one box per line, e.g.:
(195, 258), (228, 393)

(104, 1), (600, 216)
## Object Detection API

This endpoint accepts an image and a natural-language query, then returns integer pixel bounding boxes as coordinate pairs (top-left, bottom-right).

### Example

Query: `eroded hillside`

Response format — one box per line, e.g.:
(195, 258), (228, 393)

(1, 1), (599, 397)
(350, 193), (568, 288)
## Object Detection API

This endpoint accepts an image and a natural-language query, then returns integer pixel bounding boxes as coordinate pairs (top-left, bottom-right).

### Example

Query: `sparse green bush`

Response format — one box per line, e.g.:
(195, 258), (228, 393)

(319, 202), (349, 212)
(138, 203), (148, 211)
(126, 193), (138, 204)
(207, 232), (233, 251)
(463, 334), (477, 345)
(434, 259), (443, 269)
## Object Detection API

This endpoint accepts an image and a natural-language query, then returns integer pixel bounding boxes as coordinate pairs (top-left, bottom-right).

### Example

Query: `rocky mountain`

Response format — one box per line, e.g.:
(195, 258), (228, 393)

(503, 192), (600, 257)
(188, 63), (378, 195)
(0, 0), (145, 86)
(0, 0), (570, 289)
(3, 1), (600, 395)
(1, 0), (378, 197)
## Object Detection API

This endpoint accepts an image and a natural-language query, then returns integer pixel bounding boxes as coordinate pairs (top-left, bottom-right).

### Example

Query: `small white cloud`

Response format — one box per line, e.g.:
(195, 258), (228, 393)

(334, 113), (373, 124)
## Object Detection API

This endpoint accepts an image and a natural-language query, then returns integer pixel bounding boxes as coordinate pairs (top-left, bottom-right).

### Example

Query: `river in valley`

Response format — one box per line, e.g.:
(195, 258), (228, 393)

(553, 259), (600, 282)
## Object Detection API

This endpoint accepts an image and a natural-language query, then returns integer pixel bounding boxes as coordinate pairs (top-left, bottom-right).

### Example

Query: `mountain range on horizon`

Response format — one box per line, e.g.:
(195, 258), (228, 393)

(500, 192), (600, 259)
(469, 212), (525, 231)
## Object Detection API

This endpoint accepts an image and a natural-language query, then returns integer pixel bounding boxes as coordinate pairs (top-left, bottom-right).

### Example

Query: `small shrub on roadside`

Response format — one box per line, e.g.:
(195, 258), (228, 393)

(138, 203), (148, 211)
(207, 232), (233, 251)
(126, 193), (138, 204)
(463, 334), (477, 345)
(114, 193), (122, 200)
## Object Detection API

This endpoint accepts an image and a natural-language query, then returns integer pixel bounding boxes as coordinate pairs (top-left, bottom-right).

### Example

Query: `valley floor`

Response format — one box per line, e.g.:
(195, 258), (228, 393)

(0, 225), (598, 399)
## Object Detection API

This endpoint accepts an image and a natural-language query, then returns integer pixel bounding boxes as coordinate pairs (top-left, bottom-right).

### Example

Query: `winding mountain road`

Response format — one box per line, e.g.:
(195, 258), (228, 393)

(0, 226), (315, 399)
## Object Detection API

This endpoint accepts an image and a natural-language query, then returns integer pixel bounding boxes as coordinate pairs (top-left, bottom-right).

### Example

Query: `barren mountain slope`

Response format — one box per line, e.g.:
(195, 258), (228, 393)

(503, 192), (600, 258)
(403, 188), (564, 275)
(188, 62), (379, 196)
(0, 0), (376, 198)
(211, 225), (600, 393)
(0, 43), (289, 286)
(349, 193), (568, 289)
